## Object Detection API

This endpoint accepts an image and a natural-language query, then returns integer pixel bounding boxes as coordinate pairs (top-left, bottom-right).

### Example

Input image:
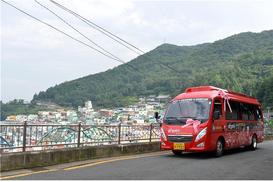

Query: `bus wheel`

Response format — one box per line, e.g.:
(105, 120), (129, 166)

(172, 150), (183, 155)
(249, 135), (257, 151)
(215, 139), (224, 157)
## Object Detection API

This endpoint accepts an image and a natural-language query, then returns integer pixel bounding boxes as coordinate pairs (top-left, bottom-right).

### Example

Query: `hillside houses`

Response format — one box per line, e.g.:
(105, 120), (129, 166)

(3, 95), (169, 125)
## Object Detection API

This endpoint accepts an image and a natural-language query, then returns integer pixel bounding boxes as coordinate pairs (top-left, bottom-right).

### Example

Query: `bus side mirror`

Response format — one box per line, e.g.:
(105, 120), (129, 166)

(154, 112), (162, 126)
(213, 111), (221, 120)
(154, 112), (160, 120)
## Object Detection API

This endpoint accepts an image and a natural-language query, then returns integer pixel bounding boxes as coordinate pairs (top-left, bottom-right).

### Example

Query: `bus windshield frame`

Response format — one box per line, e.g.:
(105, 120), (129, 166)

(164, 98), (212, 125)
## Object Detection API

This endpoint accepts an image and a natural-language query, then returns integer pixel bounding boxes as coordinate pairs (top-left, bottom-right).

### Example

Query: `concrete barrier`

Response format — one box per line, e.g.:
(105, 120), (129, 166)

(2, 137), (272, 172)
(0, 142), (161, 172)
(265, 135), (273, 140)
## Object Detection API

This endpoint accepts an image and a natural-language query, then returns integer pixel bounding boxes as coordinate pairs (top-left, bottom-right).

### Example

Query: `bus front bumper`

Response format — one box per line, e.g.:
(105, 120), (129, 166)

(161, 141), (211, 152)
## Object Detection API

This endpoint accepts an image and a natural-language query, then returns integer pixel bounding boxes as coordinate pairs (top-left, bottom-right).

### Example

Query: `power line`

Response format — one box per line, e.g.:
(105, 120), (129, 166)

(36, 0), (140, 72)
(3, 0), (182, 77)
(2, 0), (184, 101)
(34, 0), (125, 63)
(158, 62), (182, 73)
(1, 0), (125, 64)
(50, 0), (144, 55)
(49, 0), (183, 76)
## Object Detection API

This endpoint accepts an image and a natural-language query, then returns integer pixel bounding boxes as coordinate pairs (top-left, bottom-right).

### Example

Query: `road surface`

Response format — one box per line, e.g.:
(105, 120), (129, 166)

(1, 140), (273, 180)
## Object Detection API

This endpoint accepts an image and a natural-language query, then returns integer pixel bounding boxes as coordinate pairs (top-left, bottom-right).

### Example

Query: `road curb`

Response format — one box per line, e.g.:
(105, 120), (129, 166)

(0, 142), (161, 172)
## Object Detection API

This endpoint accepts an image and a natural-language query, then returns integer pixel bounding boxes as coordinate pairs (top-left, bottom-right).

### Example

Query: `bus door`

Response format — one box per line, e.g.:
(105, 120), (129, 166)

(211, 98), (226, 149)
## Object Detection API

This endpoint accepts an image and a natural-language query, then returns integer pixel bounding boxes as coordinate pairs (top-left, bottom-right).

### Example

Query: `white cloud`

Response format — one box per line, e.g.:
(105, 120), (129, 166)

(3, 18), (64, 49)
(1, 0), (273, 102)
(56, 0), (135, 19)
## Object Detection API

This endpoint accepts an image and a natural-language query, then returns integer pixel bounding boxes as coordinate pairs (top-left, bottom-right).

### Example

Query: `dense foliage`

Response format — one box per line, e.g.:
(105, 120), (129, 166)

(0, 100), (49, 121)
(256, 75), (273, 108)
(29, 30), (273, 109)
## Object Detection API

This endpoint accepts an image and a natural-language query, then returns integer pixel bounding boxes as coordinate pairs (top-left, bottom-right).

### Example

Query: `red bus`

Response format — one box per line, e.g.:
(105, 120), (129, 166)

(156, 86), (264, 157)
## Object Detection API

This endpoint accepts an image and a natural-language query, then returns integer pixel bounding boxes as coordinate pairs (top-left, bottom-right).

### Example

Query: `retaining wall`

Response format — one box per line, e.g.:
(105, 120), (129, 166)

(0, 142), (161, 172)
(2, 136), (272, 172)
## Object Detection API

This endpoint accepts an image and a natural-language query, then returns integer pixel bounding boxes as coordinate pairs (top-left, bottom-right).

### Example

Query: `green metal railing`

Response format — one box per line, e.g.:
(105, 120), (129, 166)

(0, 122), (160, 153)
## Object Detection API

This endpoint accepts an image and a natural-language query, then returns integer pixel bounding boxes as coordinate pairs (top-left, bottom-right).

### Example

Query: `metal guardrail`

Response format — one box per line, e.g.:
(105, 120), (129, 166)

(1, 122), (271, 153)
(0, 122), (160, 153)
(265, 127), (273, 136)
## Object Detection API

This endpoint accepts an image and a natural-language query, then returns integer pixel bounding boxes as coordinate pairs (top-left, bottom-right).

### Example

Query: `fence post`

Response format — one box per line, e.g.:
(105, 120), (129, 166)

(77, 122), (81, 148)
(149, 123), (153, 142)
(22, 121), (27, 152)
(118, 123), (121, 145)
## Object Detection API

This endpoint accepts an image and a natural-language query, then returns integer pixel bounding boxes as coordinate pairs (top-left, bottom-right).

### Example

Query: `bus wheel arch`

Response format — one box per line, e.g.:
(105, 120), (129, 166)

(214, 136), (225, 157)
(249, 134), (257, 150)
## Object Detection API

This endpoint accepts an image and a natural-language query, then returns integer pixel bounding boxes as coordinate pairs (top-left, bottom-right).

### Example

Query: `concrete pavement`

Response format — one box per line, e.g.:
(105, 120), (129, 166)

(1, 140), (273, 180)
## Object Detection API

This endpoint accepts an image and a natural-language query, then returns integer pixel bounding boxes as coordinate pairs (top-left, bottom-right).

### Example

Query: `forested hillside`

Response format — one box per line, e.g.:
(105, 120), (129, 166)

(32, 30), (273, 108)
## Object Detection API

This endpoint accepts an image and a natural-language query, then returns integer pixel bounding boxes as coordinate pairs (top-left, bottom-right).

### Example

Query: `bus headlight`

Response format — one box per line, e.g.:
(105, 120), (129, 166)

(161, 128), (167, 141)
(195, 127), (207, 142)
(197, 142), (205, 148)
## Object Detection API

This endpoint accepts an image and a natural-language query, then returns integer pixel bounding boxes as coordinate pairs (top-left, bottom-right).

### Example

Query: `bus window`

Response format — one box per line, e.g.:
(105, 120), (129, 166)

(226, 101), (240, 120)
(213, 99), (222, 118)
(240, 103), (249, 120)
(239, 103), (258, 121)
(164, 98), (211, 124)
(254, 106), (262, 121)
(248, 104), (255, 121)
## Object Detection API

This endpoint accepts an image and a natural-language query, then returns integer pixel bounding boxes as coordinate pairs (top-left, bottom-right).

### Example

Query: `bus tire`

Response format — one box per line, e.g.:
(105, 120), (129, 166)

(249, 135), (257, 151)
(172, 150), (183, 155)
(215, 139), (224, 157)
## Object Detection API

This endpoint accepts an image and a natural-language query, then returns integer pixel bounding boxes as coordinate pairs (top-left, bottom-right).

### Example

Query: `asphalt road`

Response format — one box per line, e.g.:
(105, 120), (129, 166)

(2, 140), (273, 180)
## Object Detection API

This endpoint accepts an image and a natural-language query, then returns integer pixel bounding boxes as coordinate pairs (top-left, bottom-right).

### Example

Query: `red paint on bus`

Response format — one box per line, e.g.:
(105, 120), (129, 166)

(160, 86), (264, 156)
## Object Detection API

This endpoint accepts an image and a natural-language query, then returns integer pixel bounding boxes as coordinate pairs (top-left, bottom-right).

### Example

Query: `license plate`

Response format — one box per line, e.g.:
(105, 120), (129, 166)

(173, 143), (185, 150)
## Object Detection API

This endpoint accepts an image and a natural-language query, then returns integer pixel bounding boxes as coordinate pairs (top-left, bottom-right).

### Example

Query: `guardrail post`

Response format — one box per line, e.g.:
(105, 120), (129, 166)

(22, 121), (27, 152)
(149, 123), (153, 142)
(118, 123), (121, 145)
(77, 122), (81, 148)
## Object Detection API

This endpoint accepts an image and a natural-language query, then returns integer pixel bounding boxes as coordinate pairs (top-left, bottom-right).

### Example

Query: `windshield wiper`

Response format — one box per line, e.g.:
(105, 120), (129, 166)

(165, 116), (185, 120)
(176, 116), (197, 120)
(165, 116), (179, 120)
(165, 117), (187, 124)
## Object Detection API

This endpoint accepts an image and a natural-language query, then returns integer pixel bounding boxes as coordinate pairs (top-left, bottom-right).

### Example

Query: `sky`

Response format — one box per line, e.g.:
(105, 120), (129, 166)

(1, 0), (273, 103)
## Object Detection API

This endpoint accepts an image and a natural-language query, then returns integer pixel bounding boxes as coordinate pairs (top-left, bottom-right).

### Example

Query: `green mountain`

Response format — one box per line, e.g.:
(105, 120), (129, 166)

(33, 30), (273, 109)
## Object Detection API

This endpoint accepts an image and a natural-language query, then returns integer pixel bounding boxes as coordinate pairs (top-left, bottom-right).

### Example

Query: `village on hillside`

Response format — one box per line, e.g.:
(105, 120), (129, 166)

(3, 95), (171, 125)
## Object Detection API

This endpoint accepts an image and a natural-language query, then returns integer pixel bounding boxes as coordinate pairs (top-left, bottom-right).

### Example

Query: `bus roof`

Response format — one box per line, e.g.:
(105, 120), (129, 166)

(173, 86), (260, 105)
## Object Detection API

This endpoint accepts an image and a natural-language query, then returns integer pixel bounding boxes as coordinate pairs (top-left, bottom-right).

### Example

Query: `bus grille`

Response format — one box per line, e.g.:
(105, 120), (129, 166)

(168, 135), (193, 143)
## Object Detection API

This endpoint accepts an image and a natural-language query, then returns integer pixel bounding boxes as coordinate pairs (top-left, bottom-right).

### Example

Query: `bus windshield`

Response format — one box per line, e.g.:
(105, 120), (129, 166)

(164, 98), (212, 125)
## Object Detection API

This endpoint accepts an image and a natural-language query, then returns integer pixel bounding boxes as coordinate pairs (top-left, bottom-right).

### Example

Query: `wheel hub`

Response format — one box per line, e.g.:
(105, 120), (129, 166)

(217, 141), (222, 153)
(253, 138), (257, 148)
